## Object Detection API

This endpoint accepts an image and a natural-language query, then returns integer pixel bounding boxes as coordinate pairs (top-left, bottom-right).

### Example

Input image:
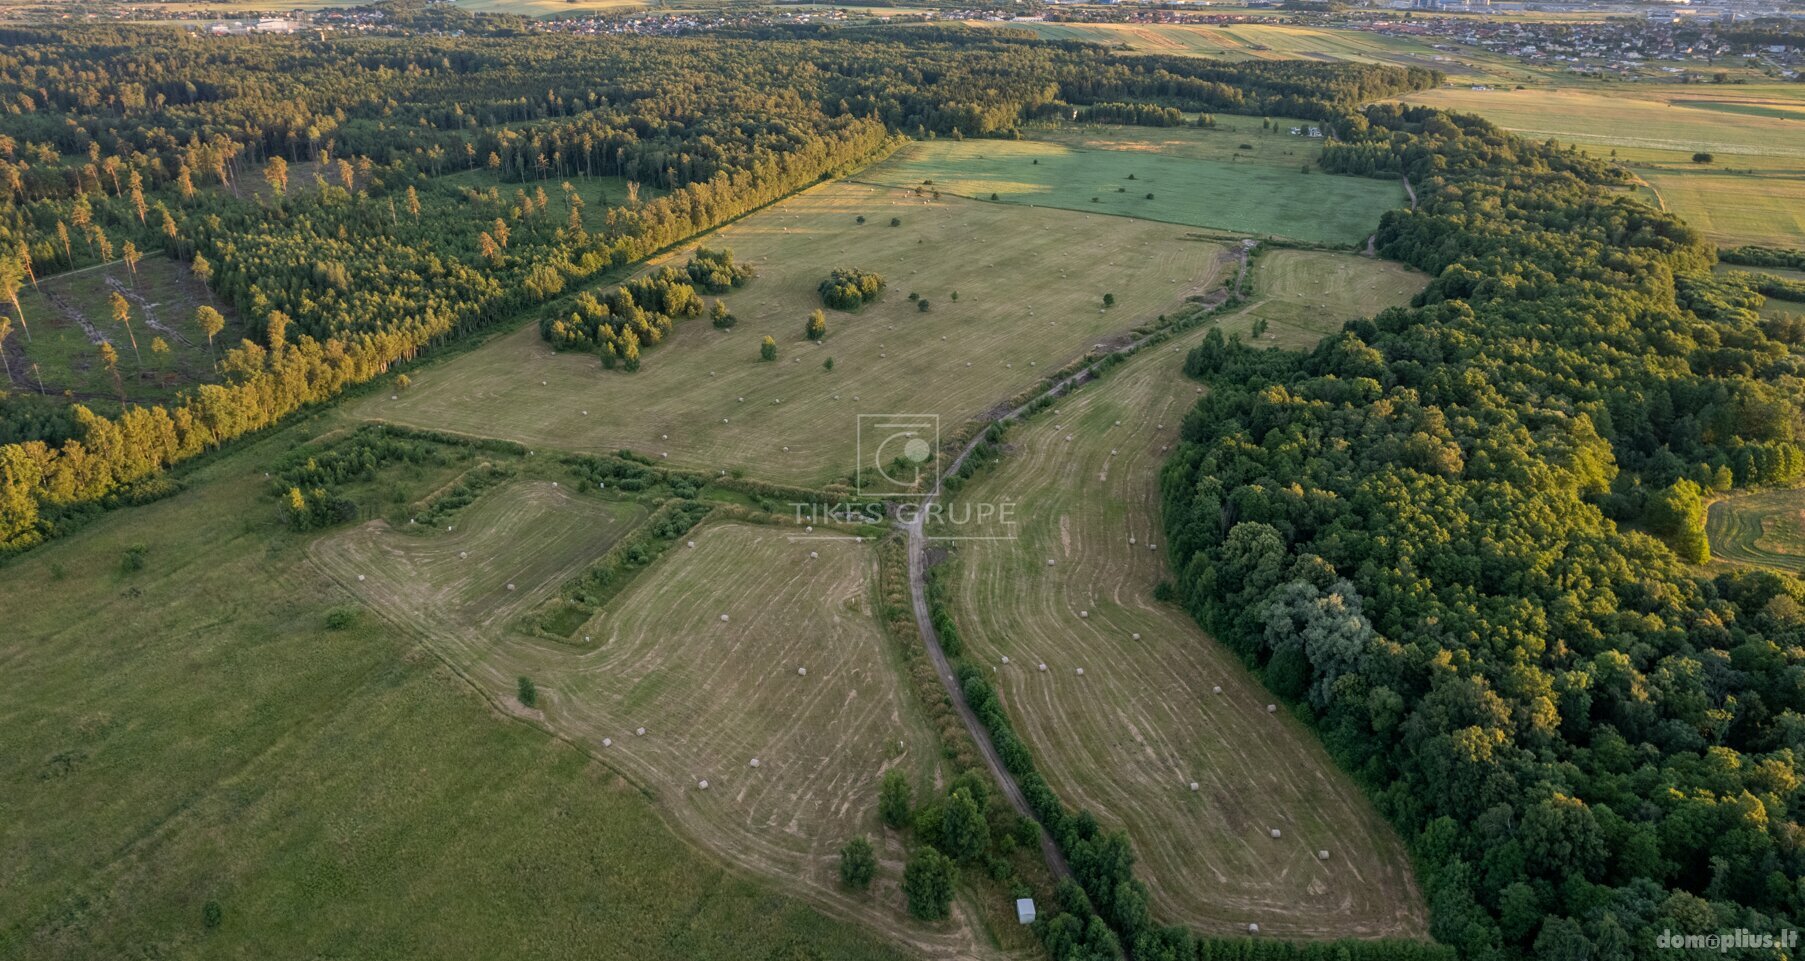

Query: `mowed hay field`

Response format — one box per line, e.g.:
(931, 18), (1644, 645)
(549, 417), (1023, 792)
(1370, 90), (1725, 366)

(1708, 487), (1805, 575)
(860, 132), (1404, 246)
(9, 256), (246, 405)
(0, 429), (911, 961)
(314, 503), (994, 958)
(362, 180), (1237, 488)
(1392, 84), (1805, 247)
(930, 259), (1428, 939)
(1238, 249), (1426, 349)
(982, 21), (1505, 80)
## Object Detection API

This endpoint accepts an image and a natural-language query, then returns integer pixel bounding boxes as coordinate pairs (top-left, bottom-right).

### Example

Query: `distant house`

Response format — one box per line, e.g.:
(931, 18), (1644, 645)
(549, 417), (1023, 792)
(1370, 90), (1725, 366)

(1016, 898), (1037, 925)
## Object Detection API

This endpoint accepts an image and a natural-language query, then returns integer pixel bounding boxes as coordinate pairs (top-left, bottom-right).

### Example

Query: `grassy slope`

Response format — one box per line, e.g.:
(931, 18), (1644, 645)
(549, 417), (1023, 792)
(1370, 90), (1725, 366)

(1708, 487), (1805, 575)
(860, 130), (1403, 246)
(359, 180), (1236, 487)
(0, 420), (910, 961)
(930, 253), (1429, 939)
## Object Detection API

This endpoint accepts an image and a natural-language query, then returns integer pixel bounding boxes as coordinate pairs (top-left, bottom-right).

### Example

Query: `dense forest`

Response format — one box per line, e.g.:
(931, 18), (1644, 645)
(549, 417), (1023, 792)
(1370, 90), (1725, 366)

(1166, 105), (1805, 958)
(0, 23), (1434, 550)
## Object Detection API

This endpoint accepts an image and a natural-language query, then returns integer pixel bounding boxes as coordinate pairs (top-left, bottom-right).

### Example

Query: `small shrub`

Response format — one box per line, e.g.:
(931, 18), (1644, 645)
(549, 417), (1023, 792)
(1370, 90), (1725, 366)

(325, 608), (357, 630)
(120, 544), (148, 573)
(517, 676), (537, 708)
(840, 836), (876, 889)
(202, 900), (223, 930)
(889, 217), (901, 227)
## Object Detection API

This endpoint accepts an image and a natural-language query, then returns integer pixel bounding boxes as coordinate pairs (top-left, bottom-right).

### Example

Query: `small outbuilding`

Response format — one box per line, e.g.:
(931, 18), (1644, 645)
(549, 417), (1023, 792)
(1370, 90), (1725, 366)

(1015, 898), (1037, 925)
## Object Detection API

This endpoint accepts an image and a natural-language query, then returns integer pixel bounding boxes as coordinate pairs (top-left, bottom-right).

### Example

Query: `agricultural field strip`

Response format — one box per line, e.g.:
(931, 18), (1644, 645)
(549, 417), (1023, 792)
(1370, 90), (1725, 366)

(312, 496), (996, 960)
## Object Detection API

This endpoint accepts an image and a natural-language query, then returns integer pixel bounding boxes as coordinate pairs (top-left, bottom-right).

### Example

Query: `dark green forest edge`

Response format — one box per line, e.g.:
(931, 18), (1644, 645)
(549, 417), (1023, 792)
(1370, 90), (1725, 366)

(1166, 110), (1805, 958)
(3, 10), (1803, 961)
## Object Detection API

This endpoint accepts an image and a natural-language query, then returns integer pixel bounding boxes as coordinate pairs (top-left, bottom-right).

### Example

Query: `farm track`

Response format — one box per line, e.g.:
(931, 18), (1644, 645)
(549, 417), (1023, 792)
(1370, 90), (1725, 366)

(899, 244), (1252, 884)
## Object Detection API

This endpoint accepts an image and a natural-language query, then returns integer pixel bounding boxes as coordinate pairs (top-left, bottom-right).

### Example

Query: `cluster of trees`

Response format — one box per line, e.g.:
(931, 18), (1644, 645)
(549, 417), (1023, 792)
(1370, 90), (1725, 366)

(541, 265), (707, 371)
(267, 426), (453, 530)
(819, 267), (886, 310)
(683, 246), (756, 293)
(1168, 104), (1805, 959)
(867, 764), (1043, 922)
(1721, 245), (1805, 271)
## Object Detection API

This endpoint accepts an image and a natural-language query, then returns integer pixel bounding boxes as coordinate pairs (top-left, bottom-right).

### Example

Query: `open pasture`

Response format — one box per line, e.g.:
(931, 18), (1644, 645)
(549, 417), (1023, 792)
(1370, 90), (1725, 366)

(929, 268), (1427, 939)
(1708, 487), (1805, 575)
(1392, 84), (1805, 247)
(314, 500), (993, 957)
(360, 180), (1235, 488)
(1237, 249), (1426, 349)
(979, 21), (1519, 81)
(7, 256), (243, 406)
(860, 133), (1404, 246)
(0, 428), (910, 961)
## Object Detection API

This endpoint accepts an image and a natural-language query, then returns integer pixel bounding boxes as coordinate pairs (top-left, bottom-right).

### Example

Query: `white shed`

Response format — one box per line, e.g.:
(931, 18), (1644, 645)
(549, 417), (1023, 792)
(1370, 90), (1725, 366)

(1015, 898), (1037, 925)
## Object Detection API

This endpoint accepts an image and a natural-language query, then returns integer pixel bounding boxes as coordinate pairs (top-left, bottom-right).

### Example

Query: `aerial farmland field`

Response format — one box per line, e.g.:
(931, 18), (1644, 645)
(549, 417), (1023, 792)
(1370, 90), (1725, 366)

(928, 252), (1428, 939)
(859, 129), (1405, 246)
(360, 179), (1238, 487)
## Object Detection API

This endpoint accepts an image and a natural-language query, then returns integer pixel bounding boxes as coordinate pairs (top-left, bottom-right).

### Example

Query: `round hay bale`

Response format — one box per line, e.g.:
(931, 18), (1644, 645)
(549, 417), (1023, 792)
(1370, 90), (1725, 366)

(1038, 662), (1048, 672)
(660, 453), (668, 459)
(688, 540), (697, 548)
(1318, 849), (1330, 860)
(1213, 685), (1223, 694)
(582, 410), (588, 416)
(1075, 667), (1085, 676)
(1248, 924), (1260, 935)
(698, 779), (709, 790)
(1190, 781), (1199, 791)
(1270, 828), (1282, 839)
(1047, 559), (1056, 566)
(719, 614), (729, 622)
(507, 583), (515, 591)
(809, 551), (819, 559)
(1001, 655), (1011, 665)
(1079, 610), (1089, 618)
(636, 727), (646, 736)
(661, 433), (668, 440)
(357, 574), (366, 582)
(1131, 633), (1141, 641)
(1267, 704), (1277, 713)
(750, 758), (760, 767)
(602, 737), (612, 747)
(459, 551), (468, 559)
(797, 667), (808, 677)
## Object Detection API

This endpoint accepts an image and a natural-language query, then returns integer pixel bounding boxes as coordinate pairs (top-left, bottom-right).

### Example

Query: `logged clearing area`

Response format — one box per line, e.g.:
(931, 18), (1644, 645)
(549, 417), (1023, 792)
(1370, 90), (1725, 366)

(313, 497), (992, 958)
(860, 133), (1403, 246)
(360, 180), (1235, 487)
(1708, 487), (1805, 575)
(8, 256), (245, 406)
(929, 261), (1427, 940)
(1392, 84), (1805, 248)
